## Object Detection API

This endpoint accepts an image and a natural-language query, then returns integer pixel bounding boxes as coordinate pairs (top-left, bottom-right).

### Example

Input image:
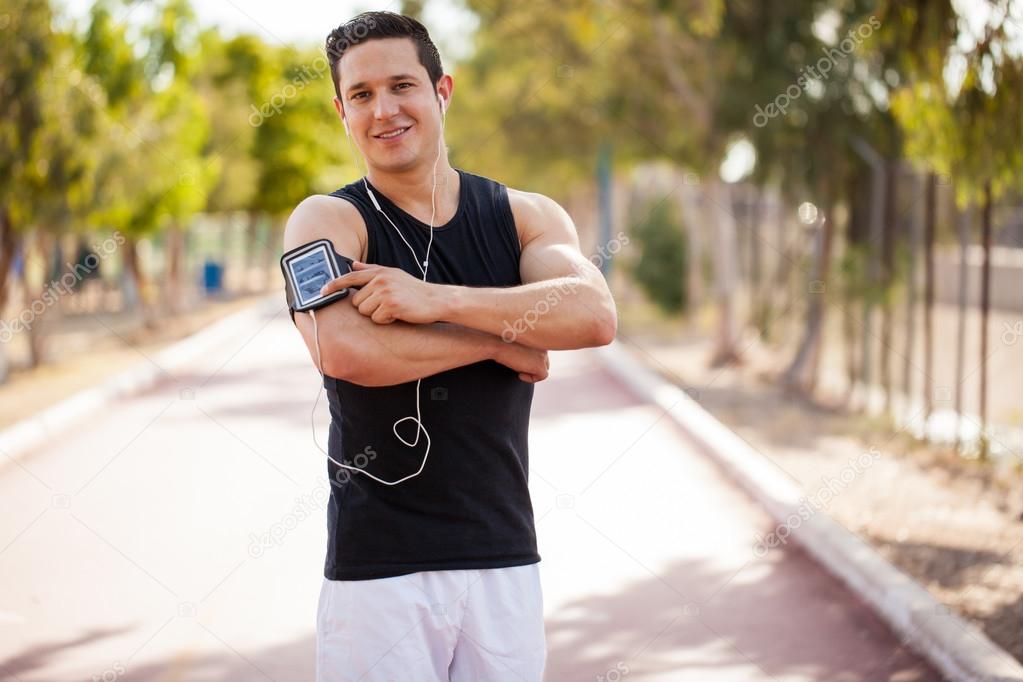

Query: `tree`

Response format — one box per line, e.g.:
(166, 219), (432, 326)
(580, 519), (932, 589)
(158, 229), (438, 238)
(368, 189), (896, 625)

(84, 0), (216, 319)
(887, 0), (1023, 457)
(0, 0), (57, 342)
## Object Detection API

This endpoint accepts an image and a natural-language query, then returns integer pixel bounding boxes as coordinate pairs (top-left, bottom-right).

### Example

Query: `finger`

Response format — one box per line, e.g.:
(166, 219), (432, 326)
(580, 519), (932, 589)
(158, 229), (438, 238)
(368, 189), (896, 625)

(349, 281), (374, 307)
(321, 269), (375, 295)
(357, 291), (383, 317)
(351, 260), (382, 271)
(371, 307), (395, 324)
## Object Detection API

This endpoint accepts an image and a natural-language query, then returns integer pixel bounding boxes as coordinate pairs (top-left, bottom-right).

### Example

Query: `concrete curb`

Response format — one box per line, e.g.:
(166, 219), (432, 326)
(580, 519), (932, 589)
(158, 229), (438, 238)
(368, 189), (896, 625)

(0, 295), (282, 470)
(596, 339), (1023, 682)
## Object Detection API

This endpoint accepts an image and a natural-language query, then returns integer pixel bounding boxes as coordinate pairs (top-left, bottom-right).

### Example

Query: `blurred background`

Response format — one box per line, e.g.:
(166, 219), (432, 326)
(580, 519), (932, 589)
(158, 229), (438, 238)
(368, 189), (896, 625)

(1, 0), (1022, 673)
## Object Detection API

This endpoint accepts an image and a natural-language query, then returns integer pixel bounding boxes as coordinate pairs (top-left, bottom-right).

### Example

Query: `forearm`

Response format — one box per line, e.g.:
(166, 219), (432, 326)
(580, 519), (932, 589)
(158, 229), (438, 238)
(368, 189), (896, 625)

(439, 276), (615, 350)
(312, 312), (499, 387)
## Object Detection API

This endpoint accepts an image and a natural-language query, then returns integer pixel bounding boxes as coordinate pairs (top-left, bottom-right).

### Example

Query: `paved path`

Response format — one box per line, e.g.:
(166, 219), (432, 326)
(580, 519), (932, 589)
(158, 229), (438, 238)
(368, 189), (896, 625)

(0, 301), (940, 681)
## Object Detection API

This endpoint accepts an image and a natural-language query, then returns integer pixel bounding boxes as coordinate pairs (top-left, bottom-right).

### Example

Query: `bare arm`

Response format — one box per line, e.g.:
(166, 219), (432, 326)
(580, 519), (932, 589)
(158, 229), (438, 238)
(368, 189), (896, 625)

(284, 196), (548, 386)
(439, 191), (618, 350)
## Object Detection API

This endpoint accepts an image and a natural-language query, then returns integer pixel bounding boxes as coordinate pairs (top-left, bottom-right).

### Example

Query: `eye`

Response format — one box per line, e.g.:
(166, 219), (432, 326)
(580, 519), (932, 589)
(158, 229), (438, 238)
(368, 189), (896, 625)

(395, 82), (413, 90)
(351, 92), (368, 101)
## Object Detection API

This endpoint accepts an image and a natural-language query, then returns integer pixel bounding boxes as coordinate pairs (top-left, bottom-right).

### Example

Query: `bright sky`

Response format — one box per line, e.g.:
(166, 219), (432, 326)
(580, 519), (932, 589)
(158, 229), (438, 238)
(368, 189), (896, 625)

(58, 0), (479, 64)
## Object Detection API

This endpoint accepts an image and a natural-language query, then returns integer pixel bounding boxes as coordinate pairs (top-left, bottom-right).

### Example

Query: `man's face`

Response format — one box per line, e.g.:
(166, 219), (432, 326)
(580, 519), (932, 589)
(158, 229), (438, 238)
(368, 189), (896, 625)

(334, 37), (450, 174)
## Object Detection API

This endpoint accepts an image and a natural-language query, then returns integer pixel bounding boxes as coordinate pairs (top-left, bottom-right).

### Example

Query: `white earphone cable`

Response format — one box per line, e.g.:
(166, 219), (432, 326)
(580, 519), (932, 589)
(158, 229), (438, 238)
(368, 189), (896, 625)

(308, 92), (448, 486)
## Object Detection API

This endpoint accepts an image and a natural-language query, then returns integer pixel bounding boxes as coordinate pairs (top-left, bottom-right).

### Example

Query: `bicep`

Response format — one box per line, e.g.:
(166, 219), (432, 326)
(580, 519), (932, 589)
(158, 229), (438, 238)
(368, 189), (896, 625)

(516, 194), (603, 286)
(283, 196), (367, 376)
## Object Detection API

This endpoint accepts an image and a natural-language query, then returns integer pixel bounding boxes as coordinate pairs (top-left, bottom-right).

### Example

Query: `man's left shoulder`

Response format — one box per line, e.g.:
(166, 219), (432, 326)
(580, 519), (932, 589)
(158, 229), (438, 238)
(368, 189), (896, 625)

(505, 186), (559, 213)
(504, 188), (572, 245)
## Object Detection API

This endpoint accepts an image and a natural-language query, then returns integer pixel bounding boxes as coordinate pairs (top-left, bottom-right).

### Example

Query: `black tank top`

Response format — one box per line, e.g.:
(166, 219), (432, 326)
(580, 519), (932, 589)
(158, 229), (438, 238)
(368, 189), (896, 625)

(320, 168), (540, 580)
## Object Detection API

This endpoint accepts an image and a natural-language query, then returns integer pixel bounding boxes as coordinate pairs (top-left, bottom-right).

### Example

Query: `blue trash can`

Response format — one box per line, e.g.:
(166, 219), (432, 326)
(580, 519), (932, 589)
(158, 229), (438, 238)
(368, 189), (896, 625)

(203, 260), (224, 294)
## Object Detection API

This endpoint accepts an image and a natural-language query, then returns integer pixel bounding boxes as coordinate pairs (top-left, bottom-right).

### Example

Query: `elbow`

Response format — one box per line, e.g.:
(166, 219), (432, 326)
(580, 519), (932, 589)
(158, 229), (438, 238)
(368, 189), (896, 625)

(592, 316), (617, 347)
(591, 303), (618, 347)
(326, 346), (397, 387)
(319, 340), (372, 386)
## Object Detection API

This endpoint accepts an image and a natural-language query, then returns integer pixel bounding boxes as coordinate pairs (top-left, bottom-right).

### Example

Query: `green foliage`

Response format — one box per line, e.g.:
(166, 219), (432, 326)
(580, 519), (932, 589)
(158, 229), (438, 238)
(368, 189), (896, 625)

(880, 0), (1023, 204)
(248, 45), (348, 216)
(0, 0), (56, 228)
(628, 198), (689, 315)
(2, 0), (1022, 266)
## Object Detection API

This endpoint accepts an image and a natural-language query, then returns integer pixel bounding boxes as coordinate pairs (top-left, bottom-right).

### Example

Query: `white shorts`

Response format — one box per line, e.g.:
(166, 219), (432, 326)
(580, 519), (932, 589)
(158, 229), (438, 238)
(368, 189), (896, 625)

(316, 563), (546, 682)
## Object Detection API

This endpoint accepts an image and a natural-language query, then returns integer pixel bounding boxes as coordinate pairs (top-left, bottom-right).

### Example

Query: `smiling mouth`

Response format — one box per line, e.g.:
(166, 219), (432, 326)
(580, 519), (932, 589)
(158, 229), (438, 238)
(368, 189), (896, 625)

(374, 125), (411, 140)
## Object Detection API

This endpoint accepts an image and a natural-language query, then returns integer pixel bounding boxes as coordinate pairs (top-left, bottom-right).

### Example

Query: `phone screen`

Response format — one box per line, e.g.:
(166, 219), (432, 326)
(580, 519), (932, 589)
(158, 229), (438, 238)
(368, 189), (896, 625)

(290, 247), (335, 307)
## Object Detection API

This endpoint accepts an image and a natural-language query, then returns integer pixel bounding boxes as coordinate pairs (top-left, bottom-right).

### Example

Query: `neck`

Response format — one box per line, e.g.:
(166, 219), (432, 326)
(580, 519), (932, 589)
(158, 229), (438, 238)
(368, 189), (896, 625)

(365, 156), (459, 221)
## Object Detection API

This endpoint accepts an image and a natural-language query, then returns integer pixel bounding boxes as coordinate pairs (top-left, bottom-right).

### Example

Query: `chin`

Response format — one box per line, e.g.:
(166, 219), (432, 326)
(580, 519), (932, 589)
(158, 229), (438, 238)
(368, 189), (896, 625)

(370, 150), (433, 174)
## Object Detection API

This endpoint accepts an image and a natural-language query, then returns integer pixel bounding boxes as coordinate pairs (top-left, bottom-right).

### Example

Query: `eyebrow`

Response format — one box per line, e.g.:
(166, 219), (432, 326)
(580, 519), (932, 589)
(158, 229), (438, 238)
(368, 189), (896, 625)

(346, 74), (421, 95)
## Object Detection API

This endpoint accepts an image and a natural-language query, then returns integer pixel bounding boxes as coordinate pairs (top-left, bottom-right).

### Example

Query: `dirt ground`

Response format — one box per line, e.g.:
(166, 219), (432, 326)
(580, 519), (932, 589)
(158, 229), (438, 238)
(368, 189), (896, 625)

(618, 302), (1023, 666)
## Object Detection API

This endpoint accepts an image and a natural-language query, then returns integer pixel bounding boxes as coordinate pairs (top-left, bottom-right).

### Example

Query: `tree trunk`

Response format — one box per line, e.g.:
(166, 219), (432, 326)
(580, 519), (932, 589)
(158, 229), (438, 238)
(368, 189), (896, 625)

(703, 178), (741, 366)
(843, 170), (866, 404)
(247, 211), (262, 293)
(953, 203), (970, 453)
(122, 237), (155, 328)
(771, 199), (796, 344)
(922, 172), (937, 428)
(0, 209), (20, 384)
(782, 202), (835, 393)
(978, 181), (992, 460)
(0, 208), (17, 315)
(880, 161), (898, 415)
(165, 226), (184, 315)
(675, 179), (705, 312)
(902, 171), (923, 421)
(20, 231), (55, 370)
(851, 139), (886, 413)
(749, 186), (765, 338)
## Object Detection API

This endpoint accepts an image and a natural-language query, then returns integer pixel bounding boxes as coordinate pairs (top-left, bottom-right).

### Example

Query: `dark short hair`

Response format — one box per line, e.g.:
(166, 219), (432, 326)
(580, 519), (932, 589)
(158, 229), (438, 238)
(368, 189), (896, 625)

(325, 11), (443, 100)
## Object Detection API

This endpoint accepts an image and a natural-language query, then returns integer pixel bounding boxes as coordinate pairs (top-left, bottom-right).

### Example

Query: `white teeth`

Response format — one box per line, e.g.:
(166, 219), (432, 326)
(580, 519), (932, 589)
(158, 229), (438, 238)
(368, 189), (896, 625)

(378, 127), (409, 139)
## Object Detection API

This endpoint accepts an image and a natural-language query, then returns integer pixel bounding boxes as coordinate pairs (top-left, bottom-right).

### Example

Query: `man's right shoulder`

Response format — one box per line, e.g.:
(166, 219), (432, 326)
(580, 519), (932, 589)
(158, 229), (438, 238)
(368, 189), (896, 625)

(284, 194), (368, 261)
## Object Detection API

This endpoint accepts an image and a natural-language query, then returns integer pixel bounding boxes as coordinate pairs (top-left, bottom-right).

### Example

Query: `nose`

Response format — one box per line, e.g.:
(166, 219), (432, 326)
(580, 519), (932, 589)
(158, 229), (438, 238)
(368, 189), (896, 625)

(373, 92), (400, 121)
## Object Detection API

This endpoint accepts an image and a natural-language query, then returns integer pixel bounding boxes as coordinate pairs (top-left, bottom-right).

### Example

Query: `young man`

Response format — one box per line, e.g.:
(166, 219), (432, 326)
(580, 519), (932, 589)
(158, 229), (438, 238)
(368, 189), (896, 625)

(283, 11), (617, 682)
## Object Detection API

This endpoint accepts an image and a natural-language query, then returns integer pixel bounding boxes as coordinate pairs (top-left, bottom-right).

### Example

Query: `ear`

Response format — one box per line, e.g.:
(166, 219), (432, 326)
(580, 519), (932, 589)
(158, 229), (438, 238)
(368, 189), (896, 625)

(333, 97), (349, 136)
(436, 74), (454, 114)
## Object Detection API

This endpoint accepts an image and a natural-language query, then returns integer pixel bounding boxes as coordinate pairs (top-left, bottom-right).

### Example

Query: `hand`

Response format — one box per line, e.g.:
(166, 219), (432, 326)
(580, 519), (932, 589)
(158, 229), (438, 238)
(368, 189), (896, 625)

(320, 261), (447, 325)
(494, 340), (549, 383)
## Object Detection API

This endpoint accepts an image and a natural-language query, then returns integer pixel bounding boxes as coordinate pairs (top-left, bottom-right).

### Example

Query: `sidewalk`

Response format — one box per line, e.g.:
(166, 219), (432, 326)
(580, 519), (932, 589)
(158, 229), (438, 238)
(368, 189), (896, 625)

(0, 301), (938, 681)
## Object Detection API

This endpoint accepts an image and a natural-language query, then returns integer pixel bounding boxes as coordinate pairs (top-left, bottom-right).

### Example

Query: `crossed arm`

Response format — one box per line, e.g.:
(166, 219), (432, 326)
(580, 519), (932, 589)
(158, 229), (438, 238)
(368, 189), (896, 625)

(285, 191), (616, 387)
(320, 190), (618, 351)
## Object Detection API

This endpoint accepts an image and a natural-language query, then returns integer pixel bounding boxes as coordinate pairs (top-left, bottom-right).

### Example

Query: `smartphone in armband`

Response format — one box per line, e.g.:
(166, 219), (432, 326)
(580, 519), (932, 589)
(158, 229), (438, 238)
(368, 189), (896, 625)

(281, 239), (354, 313)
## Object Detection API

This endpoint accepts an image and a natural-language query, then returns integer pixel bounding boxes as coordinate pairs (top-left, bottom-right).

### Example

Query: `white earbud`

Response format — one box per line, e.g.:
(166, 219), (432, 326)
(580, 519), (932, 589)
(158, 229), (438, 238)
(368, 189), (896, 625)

(438, 93), (445, 115)
(343, 117), (350, 137)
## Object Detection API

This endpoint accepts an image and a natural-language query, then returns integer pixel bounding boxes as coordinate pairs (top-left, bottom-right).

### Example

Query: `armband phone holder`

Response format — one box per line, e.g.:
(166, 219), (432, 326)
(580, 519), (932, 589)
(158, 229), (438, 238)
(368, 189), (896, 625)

(280, 239), (354, 313)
